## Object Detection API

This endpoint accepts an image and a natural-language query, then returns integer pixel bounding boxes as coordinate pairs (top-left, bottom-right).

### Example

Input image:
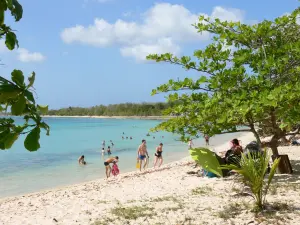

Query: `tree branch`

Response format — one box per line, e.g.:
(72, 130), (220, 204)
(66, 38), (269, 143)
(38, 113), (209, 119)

(165, 59), (217, 77)
(218, 129), (251, 134)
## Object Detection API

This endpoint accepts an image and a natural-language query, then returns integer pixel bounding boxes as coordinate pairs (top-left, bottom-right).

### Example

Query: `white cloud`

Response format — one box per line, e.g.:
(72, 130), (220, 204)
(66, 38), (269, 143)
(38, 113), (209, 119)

(61, 3), (245, 61)
(120, 38), (180, 61)
(17, 48), (46, 63)
(211, 6), (245, 22)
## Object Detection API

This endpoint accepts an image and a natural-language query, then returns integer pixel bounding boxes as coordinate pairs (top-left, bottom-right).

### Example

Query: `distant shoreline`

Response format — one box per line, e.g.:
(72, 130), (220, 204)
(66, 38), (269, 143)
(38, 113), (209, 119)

(42, 115), (173, 120)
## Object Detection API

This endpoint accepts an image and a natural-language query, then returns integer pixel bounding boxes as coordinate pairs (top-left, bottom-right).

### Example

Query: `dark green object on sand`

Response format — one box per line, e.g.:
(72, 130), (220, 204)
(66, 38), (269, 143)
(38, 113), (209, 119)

(189, 148), (224, 177)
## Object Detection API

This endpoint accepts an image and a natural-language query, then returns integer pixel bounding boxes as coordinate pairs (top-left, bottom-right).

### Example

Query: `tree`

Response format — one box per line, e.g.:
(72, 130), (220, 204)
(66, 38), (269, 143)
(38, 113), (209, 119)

(147, 7), (300, 157)
(0, 0), (49, 151)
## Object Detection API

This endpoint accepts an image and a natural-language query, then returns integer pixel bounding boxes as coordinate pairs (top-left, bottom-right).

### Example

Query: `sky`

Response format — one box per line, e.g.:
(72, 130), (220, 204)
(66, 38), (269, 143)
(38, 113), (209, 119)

(0, 0), (299, 109)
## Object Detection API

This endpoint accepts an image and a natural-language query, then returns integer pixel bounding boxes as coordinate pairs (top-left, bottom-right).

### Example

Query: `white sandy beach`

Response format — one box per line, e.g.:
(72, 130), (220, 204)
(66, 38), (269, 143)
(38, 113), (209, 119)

(1, 132), (300, 225)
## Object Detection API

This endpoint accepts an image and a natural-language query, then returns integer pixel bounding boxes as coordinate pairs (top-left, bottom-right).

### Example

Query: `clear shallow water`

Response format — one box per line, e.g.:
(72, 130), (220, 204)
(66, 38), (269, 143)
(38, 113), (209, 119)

(0, 118), (192, 198)
(0, 117), (243, 198)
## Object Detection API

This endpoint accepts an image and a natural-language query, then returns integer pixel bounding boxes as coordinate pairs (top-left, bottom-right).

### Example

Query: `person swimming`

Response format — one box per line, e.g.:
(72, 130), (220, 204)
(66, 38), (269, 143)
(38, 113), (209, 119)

(78, 155), (86, 165)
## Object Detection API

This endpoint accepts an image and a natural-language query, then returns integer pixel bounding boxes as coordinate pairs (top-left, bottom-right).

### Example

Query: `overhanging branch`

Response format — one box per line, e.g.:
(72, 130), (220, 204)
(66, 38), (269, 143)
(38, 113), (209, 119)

(218, 129), (251, 134)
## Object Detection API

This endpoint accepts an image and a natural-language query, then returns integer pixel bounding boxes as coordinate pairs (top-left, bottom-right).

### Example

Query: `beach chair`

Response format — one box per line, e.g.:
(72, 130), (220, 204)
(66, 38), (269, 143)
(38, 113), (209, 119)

(189, 147), (227, 177)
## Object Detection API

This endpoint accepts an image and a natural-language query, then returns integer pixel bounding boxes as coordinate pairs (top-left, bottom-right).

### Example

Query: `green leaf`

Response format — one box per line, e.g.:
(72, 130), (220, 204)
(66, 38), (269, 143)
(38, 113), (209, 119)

(5, 31), (18, 50)
(24, 127), (40, 151)
(24, 90), (35, 103)
(0, 84), (20, 102)
(11, 95), (26, 115)
(0, 129), (10, 150)
(11, 70), (24, 87)
(39, 122), (50, 136)
(189, 147), (223, 177)
(27, 72), (35, 88)
(37, 105), (48, 114)
(4, 132), (19, 149)
(10, 0), (23, 21)
(0, 9), (4, 25)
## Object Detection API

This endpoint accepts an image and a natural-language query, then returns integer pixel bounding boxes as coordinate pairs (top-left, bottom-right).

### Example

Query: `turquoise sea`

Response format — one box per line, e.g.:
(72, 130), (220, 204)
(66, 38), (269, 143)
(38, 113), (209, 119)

(0, 118), (193, 198)
(0, 117), (240, 198)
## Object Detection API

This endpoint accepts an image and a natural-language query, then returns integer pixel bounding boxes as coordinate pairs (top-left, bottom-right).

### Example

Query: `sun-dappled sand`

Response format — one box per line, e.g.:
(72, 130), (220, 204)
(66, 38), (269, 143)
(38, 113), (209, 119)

(1, 132), (300, 225)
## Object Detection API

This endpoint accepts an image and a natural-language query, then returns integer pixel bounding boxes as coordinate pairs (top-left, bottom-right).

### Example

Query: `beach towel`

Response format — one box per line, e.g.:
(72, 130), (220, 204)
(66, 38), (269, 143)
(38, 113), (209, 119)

(112, 164), (120, 176)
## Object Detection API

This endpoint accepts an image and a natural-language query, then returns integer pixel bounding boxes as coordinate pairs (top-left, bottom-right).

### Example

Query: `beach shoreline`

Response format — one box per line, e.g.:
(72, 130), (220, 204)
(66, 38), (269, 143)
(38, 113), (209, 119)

(0, 132), (252, 201)
(42, 115), (173, 120)
(2, 131), (300, 224)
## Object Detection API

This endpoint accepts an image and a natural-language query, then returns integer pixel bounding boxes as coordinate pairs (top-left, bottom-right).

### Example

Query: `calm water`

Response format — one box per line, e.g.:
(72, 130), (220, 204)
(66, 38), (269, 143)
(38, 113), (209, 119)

(0, 117), (193, 198)
(0, 117), (241, 198)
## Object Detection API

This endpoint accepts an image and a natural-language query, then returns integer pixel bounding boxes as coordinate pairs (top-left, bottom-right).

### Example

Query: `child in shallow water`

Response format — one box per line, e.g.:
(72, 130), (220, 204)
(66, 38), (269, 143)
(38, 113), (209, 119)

(111, 161), (120, 176)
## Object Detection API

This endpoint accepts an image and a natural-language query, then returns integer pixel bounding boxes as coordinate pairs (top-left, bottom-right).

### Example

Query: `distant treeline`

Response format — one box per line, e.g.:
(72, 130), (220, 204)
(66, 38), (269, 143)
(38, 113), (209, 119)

(46, 102), (176, 116)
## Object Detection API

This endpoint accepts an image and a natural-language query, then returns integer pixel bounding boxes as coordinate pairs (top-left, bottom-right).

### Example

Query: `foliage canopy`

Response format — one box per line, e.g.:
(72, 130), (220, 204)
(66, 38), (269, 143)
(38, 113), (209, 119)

(0, 0), (49, 151)
(147, 7), (300, 155)
(46, 102), (175, 117)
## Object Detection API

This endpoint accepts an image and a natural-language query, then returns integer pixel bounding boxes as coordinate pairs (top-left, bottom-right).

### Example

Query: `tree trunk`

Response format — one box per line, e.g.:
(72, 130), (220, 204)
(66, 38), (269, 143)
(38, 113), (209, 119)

(270, 135), (280, 156)
(270, 135), (293, 174)
(251, 128), (262, 147)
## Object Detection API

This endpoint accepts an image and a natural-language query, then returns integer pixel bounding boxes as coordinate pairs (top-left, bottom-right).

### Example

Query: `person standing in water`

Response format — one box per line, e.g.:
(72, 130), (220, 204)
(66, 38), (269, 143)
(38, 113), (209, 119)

(204, 135), (210, 146)
(107, 146), (112, 155)
(154, 143), (163, 168)
(104, 156), (119, 178)
(137, 140), (149, 171)
(188, 139), (194, 149)
(101, 148), (105, 156)
(102, 140), (105, 148)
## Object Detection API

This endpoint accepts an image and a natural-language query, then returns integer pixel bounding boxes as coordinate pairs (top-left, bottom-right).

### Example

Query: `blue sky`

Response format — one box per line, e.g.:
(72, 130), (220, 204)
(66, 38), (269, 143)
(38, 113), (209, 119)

(0, 0), (298, 109)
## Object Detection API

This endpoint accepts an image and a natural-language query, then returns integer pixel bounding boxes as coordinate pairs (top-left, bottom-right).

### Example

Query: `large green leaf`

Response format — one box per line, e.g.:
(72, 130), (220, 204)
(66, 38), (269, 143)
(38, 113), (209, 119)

(4, 132), (19, 149)
(189, 147), (223, 177)
(11, 95), (26, 115)
(8, 0), (23, 21)
(5, 31), (18, 50)
(0, 84), (20, 102)
(11, 70), (25, 87)
(24, 127), (40, 151)
(24, 90), (35, 103)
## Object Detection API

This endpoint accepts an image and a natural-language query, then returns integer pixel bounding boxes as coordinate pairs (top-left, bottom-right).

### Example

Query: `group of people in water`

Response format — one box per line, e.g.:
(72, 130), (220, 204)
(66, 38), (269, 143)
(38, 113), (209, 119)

(78, 135), (165, 179)
(101, 140), (113, 156)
